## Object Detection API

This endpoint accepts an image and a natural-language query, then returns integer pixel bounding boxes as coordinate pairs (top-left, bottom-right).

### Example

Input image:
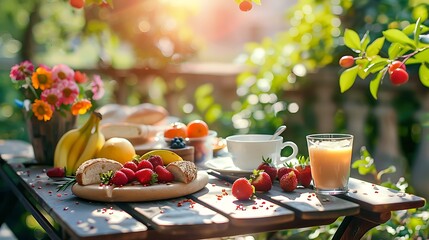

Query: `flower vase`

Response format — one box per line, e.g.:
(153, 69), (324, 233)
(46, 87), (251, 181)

(26, 111), (77, 165)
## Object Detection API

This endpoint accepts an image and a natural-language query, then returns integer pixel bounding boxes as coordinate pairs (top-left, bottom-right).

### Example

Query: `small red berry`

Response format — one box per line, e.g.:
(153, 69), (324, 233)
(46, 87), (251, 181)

(119, 168), (135, 183)
(390, 68), (409, 86)
(388, 60), (406, 75)
(110, 171), (128, 186)
(231, 178), (254, 200)
(123, 161), (139, 172)
(239, 0), (253, 12)
(280, 171), (298, 192)
(69, 0), (85, 9)
(339, 56), (355, 68)
(137, 160), (154, 170)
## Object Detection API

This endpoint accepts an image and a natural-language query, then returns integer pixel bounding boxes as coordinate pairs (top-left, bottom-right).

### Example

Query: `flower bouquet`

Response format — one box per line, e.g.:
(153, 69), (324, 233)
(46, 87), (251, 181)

(10, 60), (105, 164)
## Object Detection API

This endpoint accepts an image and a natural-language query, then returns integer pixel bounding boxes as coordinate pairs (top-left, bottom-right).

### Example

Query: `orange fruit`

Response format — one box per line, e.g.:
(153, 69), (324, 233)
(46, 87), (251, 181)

(187, 120), (209, 138)
(164, 122), (187, 139)
(239, 0), (253, 12)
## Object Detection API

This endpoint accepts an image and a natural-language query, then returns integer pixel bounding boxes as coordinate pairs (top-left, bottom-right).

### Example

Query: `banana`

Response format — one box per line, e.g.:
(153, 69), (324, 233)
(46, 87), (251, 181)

(71, 112), (105, 173)
(140, 149), (183, 165)
(65, 113), (96, 176)
(54, 113), (94, 170)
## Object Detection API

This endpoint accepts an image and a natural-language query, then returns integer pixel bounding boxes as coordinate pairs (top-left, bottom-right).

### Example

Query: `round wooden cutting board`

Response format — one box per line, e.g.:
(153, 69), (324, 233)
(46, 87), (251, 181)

(72, 171), (209, 202)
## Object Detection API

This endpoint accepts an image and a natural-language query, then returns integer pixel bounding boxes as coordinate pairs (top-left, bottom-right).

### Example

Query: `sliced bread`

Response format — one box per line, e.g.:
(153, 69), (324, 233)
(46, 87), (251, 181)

(166, 161), (197, 183)
(100, 123), (165, 146)
(75, 158), (123, 186)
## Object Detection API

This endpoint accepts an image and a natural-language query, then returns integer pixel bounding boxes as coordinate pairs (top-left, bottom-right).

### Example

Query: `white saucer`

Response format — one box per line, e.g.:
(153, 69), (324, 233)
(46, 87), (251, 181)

(205, 156), (253, 177)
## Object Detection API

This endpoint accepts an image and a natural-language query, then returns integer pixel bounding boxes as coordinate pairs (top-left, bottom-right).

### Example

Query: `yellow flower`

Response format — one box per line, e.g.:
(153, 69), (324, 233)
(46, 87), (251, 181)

(32, 99), (53, 121)
(31, 67), (53, 90)
(71, 99), (92, 115)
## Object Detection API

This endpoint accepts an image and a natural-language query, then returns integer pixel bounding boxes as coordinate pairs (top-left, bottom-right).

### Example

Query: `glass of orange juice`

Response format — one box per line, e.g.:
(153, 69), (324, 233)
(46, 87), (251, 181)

(306, 134), (353, 195)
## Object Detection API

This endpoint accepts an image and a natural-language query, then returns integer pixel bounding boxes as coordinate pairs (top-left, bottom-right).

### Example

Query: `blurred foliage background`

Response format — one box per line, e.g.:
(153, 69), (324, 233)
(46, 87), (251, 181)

(0, 0), (428, 239)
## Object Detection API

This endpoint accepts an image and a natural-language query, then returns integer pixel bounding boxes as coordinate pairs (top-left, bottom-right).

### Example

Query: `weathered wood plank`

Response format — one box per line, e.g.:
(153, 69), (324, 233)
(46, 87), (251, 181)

(338, 178), (426, 212)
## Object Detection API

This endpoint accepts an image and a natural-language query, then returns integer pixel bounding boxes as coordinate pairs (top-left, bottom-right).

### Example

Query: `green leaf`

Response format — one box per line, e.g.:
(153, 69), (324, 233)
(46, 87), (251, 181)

(344, 29), (362, 52)
(419, 63), (429, 87)
(388, 42), (412, 59)
(383, 29), (416, 48)
(365, 58), (388, 73)
(339, 66), (358, 93)
(356, 59), (370, 79)
(366, 37), (385, 57)
(414, 48), (429, 61)
(414, 18), (422, 47)
(361, 31), (370, 51)
(370, 70), (384, 99)
(252, 0), (261, 5)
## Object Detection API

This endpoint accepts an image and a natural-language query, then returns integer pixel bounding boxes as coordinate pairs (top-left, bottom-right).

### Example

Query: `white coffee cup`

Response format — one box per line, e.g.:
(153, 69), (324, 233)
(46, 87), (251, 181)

(226, 134), (298, 170)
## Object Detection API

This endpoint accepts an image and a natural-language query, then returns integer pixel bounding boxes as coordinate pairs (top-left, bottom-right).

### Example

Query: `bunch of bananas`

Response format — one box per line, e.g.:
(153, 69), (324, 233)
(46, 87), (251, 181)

(54, 112), (105, 176)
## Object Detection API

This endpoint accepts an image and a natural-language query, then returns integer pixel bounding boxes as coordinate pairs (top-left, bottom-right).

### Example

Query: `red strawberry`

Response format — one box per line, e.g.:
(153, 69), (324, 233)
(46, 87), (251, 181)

(154, 165), (174, 183)
(296, 156), (312, 188)
(277, 163), (300, 181)
(250, 170), (272, 192)
(123, 161), (138, 172)
(280, 171), (298, 192)
(110, 171), (128, 186)
(231, 177), (254, 200)
(147, 155), (164, 168)
(257, 157), (277, 182)
(296, 165), (312, 188)
(135, 168), (157, 185)
(119, 168), (135, 183)
(46, 167), (65, 178)
(138, 159), (154, 170)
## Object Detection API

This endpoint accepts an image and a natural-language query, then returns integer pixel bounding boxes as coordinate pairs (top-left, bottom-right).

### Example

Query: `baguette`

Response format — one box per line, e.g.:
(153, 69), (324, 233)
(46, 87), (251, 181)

(75, 158), (123, 186)
(166, 161), (197, 183)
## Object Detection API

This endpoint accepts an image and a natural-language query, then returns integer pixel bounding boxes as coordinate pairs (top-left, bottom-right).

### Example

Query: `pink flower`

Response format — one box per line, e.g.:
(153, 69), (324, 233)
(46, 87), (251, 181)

(51, 64), (74, 82)
(41, 87), (63, 109)
(10, 61), (34, 81)
(57, 80), (79, 105)
(91, 75), (105, 100)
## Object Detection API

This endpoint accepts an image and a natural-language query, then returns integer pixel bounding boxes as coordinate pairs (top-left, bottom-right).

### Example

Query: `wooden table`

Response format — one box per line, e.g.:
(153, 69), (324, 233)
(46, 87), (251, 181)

(0, 142), (426, 240)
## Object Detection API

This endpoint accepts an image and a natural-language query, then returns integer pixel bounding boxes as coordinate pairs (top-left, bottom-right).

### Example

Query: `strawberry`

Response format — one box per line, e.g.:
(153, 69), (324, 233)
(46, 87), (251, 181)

(277, 162), (300, 181)
(280, 171), (298, 192)
(46, 167), (65, 178)
(231, 177), (254, 200)
(135, 168), (158, 185)
(296, 165), (312, 188)
(296, 156), (312, 188)
(250, 170), (272, 192)
(110, 171), (128, 186)
(147, 155), (164, 168)
(154, 165), (174, 183)
(123, 161), (139, 172)
(257, 157), (277, 182)
(137, 159), (154, 170)
(119, 168), (136, 183)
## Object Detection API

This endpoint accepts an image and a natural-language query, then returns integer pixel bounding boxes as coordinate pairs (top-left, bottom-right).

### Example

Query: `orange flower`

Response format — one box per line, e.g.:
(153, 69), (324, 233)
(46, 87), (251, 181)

(31, 67), (53, 90)
(71, 99), (92, 115)
(32, 99), (53, 121)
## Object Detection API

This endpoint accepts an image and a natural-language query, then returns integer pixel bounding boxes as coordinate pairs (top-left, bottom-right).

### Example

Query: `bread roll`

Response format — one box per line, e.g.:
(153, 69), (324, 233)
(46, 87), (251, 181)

(76, 158), (123, 186)
(166, 161), (197, 183)
(124, 103), (168, 126)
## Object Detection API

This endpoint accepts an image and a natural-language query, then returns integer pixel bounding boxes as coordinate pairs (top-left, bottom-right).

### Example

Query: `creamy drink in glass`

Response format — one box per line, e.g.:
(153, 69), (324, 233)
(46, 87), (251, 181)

(306, 134), (353, 195)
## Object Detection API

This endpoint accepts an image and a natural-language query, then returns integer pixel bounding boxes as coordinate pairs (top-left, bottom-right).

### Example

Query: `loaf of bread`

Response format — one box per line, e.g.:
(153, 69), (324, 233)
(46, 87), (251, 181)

(166, 161), (197, 183)
(124, 103), (168, 126)
(100, 123), (165, 146)
(75, 158), (123, 186)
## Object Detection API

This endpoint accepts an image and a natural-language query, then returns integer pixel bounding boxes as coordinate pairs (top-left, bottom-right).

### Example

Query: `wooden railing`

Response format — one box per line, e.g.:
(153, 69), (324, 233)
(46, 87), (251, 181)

(96, 63), (429, 200)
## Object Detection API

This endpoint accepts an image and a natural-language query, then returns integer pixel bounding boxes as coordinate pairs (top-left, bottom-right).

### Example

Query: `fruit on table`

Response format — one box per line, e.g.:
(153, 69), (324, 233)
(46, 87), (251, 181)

(170, 137), (186, 149)
(186, 120), (209, 138)
(123, 161), (139, 172)
(109, 171), (128, 186)
(231, 177), (255, 200)
(296, 165), (312, 188)
(46, 167), (65, 178)
(96, 137), (136, 165)
(54, 112), (105, 176)
(164, 122), (187, 139)
(256, 157), (277, 182)
(135, 168), (158, 185)
(154, 165), (175, 183)
(250, 170), (272, 192)
(280, 171), (298, 192)
(137, 159), (154, 170)
(119, 168), (136, 183)
(139, 149), (183, 166)
(277, 163), (300, 182)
